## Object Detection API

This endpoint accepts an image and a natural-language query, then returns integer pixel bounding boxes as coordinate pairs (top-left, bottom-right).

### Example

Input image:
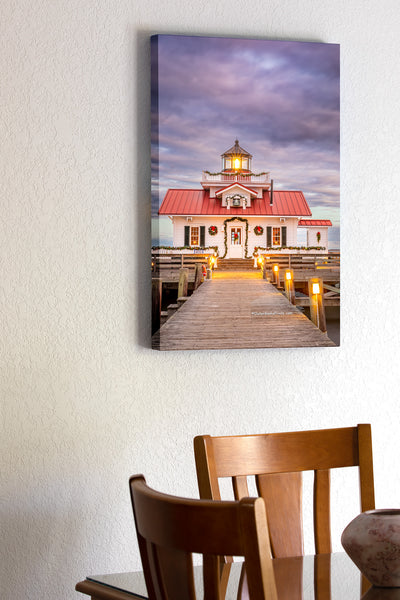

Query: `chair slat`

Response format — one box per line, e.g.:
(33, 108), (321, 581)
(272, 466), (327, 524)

(155, 545), (195, 600)
(202, 555), (222, 600)
(257, 472), (303, 558)
(233, 475), (249, 499)
(313, 469), (331, 554)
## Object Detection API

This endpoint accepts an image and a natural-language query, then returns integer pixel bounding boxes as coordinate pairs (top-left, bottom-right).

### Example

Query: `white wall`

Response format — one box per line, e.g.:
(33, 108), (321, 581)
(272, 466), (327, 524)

(306, 227), (329, 248)
(2, 2), (400, 599)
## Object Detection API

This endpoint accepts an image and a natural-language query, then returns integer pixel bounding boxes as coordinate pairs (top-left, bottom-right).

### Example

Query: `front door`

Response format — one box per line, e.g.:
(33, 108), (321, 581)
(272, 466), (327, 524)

(228, 226), (243, 258)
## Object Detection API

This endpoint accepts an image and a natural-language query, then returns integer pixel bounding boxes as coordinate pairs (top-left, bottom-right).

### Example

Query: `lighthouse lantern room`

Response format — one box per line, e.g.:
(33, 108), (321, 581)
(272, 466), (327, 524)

(221, 139), (252, 172)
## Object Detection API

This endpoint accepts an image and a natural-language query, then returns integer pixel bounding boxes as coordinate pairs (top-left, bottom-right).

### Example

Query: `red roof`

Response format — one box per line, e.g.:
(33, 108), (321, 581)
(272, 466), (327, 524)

(159, 189), (312, 217)
(298, 219), (332, 227)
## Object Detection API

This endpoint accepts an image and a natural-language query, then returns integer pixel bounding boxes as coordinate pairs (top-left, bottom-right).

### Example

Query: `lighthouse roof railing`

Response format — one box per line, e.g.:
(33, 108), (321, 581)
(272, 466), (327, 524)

(202, 171), (270, 184)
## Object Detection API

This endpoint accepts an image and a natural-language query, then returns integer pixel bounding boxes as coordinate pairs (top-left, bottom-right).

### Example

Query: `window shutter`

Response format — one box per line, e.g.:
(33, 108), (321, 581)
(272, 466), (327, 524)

(266, 226), (272, 247)
(184, 226), (190, 246)
(200, 226), (205, 246)
(282, 226), (287, 247)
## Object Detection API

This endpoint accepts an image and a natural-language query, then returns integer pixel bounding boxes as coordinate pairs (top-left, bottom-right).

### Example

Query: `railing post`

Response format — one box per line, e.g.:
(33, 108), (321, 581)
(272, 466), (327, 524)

(308, 277), (327, 333)
(152, 278), (162, 334)
(272, 264), (280, 287)
(178, 268), (189, 298)
(284, 269), (295, 304)
(194, 264), (202, 290)
(262, 259), (267, 280)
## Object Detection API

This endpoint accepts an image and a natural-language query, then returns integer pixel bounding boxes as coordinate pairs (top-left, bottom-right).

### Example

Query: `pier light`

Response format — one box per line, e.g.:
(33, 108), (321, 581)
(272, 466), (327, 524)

(257, 256), (263, 266)
(273, 265), (279, 273)
(285, 271), (292, 281)
(312, 282), (321, 295)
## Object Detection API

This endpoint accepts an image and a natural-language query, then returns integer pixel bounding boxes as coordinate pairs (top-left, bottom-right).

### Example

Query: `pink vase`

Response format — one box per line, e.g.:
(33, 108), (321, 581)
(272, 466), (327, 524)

(342, 509), (400, 587)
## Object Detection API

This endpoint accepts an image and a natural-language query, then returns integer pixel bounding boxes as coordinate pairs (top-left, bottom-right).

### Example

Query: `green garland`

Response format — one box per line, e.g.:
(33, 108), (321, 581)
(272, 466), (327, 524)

(253, 245), (326, 255)
(222, 217), (250, 259)
(152, 245), (219, 255)
(204, 170), (269, 177)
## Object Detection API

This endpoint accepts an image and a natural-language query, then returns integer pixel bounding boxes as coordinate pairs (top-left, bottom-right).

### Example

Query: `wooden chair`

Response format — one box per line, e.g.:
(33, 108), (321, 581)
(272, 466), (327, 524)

(129, 474), (278, 600)
(194, 424), (375, 559)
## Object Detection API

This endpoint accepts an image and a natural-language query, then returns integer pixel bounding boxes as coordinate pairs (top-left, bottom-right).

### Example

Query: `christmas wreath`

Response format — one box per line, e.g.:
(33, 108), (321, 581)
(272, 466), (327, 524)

(208, 225), (218, 236)
(254, 225), (264, 236)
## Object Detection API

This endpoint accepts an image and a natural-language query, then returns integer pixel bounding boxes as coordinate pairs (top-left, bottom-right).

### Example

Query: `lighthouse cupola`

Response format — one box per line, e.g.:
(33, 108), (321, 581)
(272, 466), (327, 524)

(221, 139), (252, 173)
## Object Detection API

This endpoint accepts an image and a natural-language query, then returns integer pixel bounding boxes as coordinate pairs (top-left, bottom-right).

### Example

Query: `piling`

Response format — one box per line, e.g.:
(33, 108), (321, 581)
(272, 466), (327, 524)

(308, 277), (327, 333)
(178, 268), (189, 298)
(284, 269), (295, 304)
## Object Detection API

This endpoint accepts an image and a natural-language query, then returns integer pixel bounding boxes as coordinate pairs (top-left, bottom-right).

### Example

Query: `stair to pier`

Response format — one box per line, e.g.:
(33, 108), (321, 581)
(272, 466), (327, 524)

(217, 258), (255, 271)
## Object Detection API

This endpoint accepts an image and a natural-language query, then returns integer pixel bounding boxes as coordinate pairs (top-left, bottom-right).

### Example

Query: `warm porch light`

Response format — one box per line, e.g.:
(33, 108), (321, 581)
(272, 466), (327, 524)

(257, 256), (263, 265)
(312, 282), (320, 295)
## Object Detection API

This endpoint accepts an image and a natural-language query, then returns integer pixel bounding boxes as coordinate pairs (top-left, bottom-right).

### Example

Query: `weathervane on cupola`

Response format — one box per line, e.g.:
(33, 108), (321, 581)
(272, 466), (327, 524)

(221, 140), (253, 173)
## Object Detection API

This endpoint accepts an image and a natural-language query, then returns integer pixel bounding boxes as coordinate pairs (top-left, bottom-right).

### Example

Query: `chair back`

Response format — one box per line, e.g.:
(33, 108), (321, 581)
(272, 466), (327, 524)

(129, 475), (278, 600)
(194, 424), (375, 558)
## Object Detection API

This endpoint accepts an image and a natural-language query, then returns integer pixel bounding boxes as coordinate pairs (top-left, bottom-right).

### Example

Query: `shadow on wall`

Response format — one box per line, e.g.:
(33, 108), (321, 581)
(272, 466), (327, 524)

(134, 29), (153, 349)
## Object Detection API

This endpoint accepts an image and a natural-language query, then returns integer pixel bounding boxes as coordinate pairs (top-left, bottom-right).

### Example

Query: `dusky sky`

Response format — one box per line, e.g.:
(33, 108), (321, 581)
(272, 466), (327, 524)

(151, 35), (340, 247)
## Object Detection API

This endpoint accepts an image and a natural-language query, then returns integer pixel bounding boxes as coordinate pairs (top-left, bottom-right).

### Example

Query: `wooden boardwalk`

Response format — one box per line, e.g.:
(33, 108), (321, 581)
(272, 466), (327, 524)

(153, 272), (336, 351)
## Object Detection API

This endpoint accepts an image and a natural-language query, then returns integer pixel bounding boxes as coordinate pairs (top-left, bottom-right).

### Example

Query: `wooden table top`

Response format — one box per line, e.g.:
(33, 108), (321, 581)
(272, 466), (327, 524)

(76, 553), (400, 599)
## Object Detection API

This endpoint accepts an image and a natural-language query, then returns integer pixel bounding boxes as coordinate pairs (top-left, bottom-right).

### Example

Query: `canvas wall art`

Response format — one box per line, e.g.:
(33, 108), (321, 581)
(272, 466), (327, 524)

(151, 35), (340, 351)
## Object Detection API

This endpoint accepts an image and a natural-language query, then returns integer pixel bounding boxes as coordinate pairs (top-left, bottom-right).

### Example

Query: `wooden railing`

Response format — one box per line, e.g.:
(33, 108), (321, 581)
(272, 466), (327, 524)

(152, 253), (212, 282)
(201, 171), (270, 184)
(152, 251), (340, 283)
(260, 252), (340, 281)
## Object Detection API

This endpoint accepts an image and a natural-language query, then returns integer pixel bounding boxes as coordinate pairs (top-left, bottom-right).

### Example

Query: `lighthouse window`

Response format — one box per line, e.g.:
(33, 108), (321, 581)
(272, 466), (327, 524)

(242, 158), (248, 169)
(225, 159), (232, 169)
(190, 226), (200, 246)
(272, 227), (281, 246)
(233, 158), (241, 170)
